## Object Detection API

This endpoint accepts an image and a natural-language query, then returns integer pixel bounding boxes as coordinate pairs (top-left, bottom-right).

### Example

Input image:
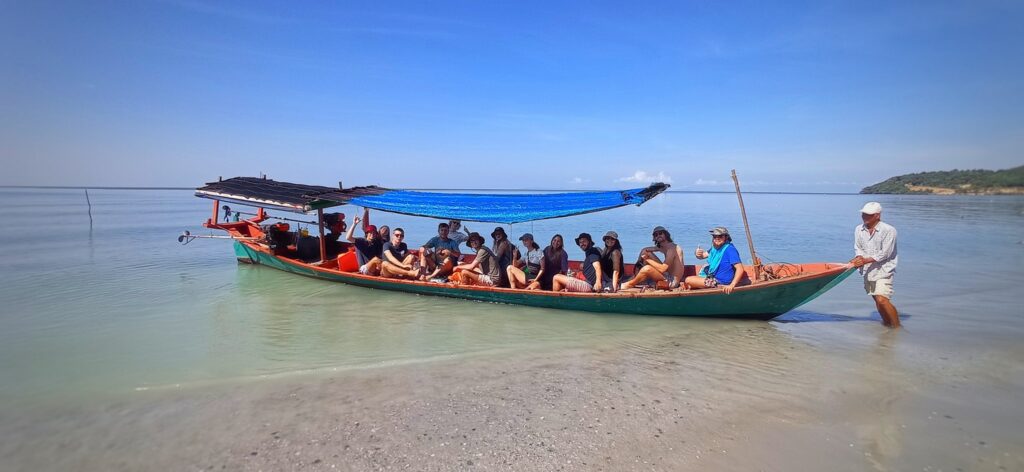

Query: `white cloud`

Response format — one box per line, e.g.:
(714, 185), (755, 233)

(694, 178), (722, 186)
(616, 170), (672, 184)
(568, 177), (589, 184)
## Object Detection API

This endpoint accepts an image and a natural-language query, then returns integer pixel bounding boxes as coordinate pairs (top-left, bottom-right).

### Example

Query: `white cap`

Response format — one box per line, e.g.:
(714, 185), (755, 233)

(860, 202), (882, 214)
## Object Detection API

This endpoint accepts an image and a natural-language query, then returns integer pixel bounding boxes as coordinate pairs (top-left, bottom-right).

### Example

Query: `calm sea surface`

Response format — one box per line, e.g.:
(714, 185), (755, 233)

(1, 188), (1022, 417)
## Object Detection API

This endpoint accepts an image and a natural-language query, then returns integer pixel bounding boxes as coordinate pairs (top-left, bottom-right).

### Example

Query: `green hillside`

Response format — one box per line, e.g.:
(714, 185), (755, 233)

(860, 166), (1024, 194)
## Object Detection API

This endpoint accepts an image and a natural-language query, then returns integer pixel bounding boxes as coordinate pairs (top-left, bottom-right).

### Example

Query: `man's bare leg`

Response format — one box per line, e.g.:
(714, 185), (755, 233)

(425, 258), (455, 281)
(621, 266), (665, 290)
(874, 295), (900, 328)
(382, 261), (418, 279)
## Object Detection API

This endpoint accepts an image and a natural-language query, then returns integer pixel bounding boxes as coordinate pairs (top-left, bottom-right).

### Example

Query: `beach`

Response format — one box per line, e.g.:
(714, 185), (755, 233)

(3, 321), (1022, 471)
(1, 189), (1022, 471)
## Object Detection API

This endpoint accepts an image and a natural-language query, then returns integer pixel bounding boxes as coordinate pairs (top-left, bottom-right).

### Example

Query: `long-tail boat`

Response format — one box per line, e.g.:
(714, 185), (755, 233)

(189, 176), (855, 320)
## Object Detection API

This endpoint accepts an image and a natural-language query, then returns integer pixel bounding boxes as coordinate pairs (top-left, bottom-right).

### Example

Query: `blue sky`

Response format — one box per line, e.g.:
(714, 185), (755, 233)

(2, 0), (1022, 191)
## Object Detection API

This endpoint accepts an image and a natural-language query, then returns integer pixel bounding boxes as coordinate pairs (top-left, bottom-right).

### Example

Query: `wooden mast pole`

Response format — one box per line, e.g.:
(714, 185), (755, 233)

(211, 199), (219, 226)
(731, 170), (762, 281)
(317, 208), (327, 264)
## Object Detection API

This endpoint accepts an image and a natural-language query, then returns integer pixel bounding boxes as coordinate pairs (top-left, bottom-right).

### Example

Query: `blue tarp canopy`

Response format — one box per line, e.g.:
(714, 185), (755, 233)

(196, 177), (670, 223)
(325, 184), (669, 224)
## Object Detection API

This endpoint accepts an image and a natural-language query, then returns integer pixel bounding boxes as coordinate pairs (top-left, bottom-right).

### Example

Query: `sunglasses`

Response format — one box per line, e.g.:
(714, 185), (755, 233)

(712, 235), (726, 239)
(653, 231), (666, 236)
(394, 233), (404, 238)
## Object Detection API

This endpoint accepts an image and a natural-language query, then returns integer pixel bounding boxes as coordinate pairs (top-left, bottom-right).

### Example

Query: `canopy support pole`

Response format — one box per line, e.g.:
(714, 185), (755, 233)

(731, 170), (762, 282)
(317, 208), (327, 263)
(210, 199), (219, 225)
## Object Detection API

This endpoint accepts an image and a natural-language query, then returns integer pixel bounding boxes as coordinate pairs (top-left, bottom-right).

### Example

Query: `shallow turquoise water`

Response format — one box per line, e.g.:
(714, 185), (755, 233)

(1, 188), (1022, 409)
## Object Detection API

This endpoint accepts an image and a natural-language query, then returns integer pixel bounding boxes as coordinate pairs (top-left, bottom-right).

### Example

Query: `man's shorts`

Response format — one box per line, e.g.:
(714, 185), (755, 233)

(703, 276), (719, 288)
(433, 254), (459, 267)
(359, 263), (373, 275)
(662, 272), (675, 286)
(564, 277), (594, 293)
(864, 277), (894, 298)
(476, 274), (495, 287)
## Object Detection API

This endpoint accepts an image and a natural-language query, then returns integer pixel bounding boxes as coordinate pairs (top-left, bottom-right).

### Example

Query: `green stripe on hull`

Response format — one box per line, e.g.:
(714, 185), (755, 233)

(233, 241), (254, 263)
(236, 244), (854, 319)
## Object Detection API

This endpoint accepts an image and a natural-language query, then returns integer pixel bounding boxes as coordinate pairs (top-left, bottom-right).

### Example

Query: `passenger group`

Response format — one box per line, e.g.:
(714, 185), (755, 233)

(340, 210), (748, 294)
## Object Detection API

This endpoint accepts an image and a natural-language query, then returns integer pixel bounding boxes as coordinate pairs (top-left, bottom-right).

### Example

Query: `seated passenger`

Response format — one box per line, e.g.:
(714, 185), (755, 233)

(527, 234), (568, 291)
(419, 222), (462, 281)
(684, 227), (745, 294)
(553, 233), (603, 292)
(490, 227), (514, 287)
(380, 228), (420, 279)
(599, 231), (624, 292)
(455, 232), (502, 287)
(447, 220), (469, 245)
(361, 208), (389, 241)
(346, 216), (383, 275)
(620, 226), (684, 290)
(507, 233), (542, 289)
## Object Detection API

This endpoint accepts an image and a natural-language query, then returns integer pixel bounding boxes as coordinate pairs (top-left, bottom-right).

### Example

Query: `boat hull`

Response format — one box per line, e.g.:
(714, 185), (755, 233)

(233, 242), (855, 320)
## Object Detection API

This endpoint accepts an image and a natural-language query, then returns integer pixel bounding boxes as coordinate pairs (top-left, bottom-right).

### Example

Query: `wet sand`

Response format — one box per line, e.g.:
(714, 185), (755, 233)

(2, 326), (1021, 471)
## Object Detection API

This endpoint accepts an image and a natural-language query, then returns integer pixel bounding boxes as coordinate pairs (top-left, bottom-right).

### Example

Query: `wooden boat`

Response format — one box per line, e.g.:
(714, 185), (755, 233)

(191, 177), (856, 320)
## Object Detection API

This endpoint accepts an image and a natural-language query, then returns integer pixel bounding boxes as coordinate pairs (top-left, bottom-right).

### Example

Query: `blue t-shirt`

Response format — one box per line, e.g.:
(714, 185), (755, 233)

(423, 236), (460, 254)
(707, 244), (742, 284)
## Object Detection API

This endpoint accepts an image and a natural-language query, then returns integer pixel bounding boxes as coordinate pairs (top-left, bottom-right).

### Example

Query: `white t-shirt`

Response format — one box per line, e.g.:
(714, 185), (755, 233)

(521, 248), (543, 267)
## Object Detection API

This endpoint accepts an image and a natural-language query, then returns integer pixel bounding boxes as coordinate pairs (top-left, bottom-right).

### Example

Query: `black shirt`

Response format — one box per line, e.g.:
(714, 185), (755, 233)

(581, 247), (602, 286)
(538, 247), (566, 290)
(600, 248), (623, 280)
(353, 237), (383, 266)
(382, 241), (408, 262)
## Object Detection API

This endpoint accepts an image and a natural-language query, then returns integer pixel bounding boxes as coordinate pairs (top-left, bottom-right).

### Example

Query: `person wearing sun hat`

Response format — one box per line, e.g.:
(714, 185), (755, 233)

(455, 232), (501, 287)
(553, 232), (604, 292)
(490, 226), (514, 287)
(621, 226), (684, 290)
(850, 202), (900, 328)
(599, 231), (624, 292)
(685, 227), (745, 294)
(507, 233), (543, 289)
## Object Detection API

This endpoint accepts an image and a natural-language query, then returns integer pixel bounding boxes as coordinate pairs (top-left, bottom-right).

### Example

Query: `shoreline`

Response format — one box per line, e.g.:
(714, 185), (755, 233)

(2, 328), (1019, 471)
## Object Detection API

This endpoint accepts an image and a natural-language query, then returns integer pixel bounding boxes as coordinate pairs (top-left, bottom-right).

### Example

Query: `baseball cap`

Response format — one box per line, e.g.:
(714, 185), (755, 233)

(518, 233), (534, 241)
(709, 227), (730, 236)
(860, 202), (882, 215)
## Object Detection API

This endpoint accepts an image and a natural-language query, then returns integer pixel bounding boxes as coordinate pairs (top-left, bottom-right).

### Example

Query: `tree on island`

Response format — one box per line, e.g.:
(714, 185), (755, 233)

(860, 165), (1024, 194)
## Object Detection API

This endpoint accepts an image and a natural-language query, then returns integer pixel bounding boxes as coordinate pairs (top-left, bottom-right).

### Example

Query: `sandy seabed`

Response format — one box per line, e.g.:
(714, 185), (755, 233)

(2, 327), (1021, 472)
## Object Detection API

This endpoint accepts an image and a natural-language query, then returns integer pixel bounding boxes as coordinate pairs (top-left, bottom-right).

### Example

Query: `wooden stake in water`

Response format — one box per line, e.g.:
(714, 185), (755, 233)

(85, 189), (93, 226)
(731, 170), (761, 281)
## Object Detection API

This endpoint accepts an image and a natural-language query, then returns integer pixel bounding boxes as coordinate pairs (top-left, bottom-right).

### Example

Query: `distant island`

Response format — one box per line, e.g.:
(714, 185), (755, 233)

(860, 166), (1024, 195)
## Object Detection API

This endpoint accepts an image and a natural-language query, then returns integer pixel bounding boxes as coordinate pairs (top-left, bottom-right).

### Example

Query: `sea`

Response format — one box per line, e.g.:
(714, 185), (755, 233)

(0, 188), (1022, 469)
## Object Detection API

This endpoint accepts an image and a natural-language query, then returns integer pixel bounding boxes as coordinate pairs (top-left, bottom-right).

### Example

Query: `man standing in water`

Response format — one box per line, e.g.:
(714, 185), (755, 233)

(850, 202), (900, 328)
